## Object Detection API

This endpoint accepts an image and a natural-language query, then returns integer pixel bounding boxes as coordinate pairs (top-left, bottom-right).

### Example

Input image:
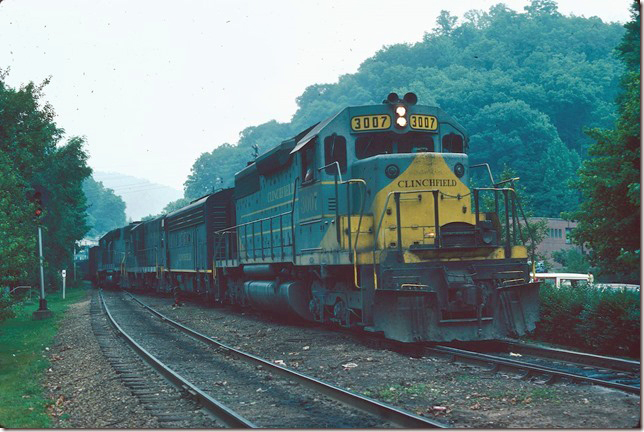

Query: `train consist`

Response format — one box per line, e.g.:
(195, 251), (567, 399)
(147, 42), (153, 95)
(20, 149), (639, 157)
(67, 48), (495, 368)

(90, 92), (540, 342)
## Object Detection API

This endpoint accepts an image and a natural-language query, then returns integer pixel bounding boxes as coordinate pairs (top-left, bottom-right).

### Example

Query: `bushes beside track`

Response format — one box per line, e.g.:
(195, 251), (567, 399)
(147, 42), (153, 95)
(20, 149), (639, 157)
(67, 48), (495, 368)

(532, 283), (640, 358)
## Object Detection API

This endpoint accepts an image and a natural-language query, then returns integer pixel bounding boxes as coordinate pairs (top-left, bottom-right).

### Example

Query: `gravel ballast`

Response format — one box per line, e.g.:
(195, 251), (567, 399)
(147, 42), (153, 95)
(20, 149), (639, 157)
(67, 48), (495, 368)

(45, 288), (640, 428)
(44, 291), (159, 428)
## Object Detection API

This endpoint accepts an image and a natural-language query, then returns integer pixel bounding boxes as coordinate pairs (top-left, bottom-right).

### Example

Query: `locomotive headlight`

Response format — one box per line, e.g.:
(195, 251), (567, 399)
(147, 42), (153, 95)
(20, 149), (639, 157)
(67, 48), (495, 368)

(396, 117), (407, 128)
(394, 104), (408, 128)
(385, 164), (400, 179)
(395, 105), (407, 117)
(454, 163), (465, 178)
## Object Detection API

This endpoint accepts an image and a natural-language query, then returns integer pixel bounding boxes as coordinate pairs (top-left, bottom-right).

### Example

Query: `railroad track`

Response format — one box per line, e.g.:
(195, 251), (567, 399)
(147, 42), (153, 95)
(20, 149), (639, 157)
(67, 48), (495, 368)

(90, 291), (225, 428)
(327, 319), (641, 396)
(449, 339), (640, 373)
(102, 289), (446, 428)
(425, 341), (640, 395)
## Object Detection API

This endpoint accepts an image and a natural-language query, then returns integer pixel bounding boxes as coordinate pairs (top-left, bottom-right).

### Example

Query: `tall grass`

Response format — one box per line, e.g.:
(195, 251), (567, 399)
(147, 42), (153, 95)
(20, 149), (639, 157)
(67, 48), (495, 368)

(533, 282), (640, 358)
(0, 284), (87, 428)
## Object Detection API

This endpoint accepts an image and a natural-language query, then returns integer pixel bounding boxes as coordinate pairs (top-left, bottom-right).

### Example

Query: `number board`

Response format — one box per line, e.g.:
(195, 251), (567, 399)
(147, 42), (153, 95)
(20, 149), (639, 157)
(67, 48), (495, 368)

(410, 114), (438, 131)
(351, 115), (391, 131)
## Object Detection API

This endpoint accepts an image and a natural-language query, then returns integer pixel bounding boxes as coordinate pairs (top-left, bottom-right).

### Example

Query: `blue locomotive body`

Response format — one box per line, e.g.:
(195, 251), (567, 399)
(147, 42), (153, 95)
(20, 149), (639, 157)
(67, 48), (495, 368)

(93, 93), (539, 342)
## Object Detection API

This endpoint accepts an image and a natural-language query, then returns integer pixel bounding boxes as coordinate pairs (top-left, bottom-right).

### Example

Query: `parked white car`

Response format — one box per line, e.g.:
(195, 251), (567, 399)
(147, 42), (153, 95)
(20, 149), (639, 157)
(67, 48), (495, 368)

(531, 272), (593, 288)
(532, 273), (640, 291)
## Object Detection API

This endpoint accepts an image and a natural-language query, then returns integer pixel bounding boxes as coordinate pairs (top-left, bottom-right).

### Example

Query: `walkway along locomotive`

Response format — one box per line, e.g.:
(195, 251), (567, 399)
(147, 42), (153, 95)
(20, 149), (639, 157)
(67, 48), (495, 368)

(91, 92), (540, 342)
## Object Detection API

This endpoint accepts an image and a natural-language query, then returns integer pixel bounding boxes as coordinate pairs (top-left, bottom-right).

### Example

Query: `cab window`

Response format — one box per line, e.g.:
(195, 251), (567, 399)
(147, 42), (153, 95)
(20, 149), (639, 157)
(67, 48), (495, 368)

(355, 132), (434, 159)
(398, 132), (434, 153)
(301, 141), (316, 184)
(442, 133), (464, 153)
(324, 134), (347, 174)
(356, 134), (391, 159)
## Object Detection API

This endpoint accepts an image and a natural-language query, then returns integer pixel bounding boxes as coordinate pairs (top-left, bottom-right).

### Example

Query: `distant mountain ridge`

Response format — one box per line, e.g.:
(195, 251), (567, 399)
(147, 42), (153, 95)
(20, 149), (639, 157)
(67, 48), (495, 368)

(93, 171), (182, 221)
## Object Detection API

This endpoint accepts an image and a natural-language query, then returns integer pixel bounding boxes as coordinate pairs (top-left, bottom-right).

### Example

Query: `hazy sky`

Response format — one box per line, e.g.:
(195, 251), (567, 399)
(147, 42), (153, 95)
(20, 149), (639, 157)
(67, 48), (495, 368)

(0, 0), (632, 192)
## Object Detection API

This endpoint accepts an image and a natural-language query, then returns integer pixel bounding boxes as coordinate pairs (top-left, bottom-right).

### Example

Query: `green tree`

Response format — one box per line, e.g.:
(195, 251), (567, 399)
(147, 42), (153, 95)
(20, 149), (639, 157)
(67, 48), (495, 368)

(434, 10), (459, 35)
(468, 100), (580, 216)
(40, 137), (92, 277)
(83, 176), (127, 238)
(0, 150), (38, 289)
(568, 1), (640, 281)
(552, 249), (592, 273)
(0, 71), (91, 300)
(524, 0), (561, 18)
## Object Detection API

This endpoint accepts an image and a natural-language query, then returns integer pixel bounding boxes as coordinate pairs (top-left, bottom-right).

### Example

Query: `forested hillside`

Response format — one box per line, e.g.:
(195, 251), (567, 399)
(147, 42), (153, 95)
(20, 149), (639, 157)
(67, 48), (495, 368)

(184, 0), (625, 219)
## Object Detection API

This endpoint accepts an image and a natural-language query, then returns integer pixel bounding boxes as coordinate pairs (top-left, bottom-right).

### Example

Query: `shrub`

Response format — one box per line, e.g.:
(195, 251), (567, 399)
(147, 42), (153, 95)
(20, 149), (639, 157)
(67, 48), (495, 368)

(0, 289), (16, 323)
(576, 288), (640, 357)
(533, 282), (640, 357)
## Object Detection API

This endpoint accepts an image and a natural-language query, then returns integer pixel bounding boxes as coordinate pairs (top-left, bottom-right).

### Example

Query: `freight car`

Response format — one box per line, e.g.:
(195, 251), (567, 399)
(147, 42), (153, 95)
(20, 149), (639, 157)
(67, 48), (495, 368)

(92, 92), (539, 343)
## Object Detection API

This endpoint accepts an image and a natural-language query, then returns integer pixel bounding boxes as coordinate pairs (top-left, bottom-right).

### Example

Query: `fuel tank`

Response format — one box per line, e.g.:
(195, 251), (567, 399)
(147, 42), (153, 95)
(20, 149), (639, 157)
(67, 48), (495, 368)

(243, 280), (313, 321)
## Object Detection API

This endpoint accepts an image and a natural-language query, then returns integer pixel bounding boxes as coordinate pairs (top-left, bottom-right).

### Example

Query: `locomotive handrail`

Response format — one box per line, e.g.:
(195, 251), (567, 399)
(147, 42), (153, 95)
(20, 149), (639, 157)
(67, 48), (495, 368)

(213, 177), (300, 264)
(372, 189), (440, 290)
(470, 163), (496, 186)
(213, 212), (291, 235)
(126, 245), (161, 272)
(318, 161), (343, 183)
(472, 186), (530, 257)
(371, 187), (525, 290)
(339, 179), (367, 254)
(465, 186), (525, 258)
(213, 211), (291, 264)
(504, 178), (538, 276)
(319, 161), (342, 243)
(213, 175), (364, 276)
(372, 188), (441, 253)
(290, 176), (300, 264)
(119, 251), (127, 276)
(338, 178), (366, 289)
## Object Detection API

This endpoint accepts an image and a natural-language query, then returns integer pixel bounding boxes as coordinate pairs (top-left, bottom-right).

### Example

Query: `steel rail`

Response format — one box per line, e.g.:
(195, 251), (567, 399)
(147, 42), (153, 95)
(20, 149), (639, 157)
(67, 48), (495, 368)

(497, 340), (640, 373)
(125, 291), (447, 428)
(98, 290), (256, 428)
(429, 345), (640, 395)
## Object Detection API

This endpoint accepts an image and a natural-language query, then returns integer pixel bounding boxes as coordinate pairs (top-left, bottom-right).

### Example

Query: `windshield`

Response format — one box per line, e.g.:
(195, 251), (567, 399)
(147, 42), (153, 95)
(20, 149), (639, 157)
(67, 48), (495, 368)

(355, 131), (442, 159)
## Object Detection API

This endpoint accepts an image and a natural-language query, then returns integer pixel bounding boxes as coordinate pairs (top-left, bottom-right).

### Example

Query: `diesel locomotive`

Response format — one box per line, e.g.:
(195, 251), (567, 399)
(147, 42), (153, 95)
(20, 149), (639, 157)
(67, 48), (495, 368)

(92, 92), (540, 342)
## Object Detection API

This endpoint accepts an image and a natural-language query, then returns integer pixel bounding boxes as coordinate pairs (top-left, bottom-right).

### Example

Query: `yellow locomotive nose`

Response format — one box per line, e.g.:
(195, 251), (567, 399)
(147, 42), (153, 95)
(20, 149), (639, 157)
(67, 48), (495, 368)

(372, 152), (472, 252)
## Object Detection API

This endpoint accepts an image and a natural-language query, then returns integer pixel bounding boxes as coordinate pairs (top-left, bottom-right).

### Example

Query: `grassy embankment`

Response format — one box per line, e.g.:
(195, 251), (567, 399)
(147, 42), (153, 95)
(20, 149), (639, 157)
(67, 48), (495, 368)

(0, 283), (87, 428)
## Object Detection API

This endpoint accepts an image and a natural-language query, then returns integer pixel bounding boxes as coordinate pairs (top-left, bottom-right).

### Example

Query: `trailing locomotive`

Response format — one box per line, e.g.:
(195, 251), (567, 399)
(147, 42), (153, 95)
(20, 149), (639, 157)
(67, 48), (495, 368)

(91, 92), (540, 342)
